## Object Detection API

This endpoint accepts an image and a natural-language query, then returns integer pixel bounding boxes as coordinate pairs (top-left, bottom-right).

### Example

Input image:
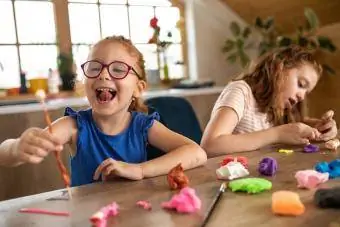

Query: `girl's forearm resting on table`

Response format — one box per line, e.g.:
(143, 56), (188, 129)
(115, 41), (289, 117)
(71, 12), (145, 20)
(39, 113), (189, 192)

(0, 139), (22, 167)
(140, 144), (207, 178)
(202, 127), (279, 157)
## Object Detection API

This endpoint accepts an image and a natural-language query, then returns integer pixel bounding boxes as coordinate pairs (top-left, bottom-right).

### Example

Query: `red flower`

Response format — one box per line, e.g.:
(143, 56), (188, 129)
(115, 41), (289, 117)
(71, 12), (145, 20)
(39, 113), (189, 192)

(150, 17), (158, 29)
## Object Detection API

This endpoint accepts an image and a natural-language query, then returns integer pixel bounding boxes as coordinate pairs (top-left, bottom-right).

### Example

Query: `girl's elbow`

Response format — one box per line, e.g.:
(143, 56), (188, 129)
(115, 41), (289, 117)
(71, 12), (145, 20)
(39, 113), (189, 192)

(193, 143), (207, 165)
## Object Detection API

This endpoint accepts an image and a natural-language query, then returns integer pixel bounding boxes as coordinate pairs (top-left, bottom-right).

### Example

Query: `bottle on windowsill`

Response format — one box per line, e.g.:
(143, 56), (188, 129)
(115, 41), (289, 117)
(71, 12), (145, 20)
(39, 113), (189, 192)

(19, 70), (27, 94)
(48, 68), (60, 95)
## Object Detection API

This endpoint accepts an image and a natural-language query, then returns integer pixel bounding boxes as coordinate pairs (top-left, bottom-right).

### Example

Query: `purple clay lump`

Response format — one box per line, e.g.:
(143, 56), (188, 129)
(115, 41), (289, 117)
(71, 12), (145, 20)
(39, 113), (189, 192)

(258, 157), (277, 176)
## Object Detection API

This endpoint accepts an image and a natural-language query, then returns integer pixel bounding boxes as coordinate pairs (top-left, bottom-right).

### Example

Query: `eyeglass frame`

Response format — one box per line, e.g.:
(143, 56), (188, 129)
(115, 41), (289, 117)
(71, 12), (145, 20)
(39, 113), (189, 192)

(80, 60), (142, 80)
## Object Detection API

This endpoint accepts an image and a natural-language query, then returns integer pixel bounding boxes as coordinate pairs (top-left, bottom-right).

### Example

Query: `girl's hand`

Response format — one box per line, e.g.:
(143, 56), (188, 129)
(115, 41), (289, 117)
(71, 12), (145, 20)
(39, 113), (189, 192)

(15, 127), (63, 164)
(315, 110), (338, 141)
(277, 122), (320, 145)
(93, 158), (144, 181)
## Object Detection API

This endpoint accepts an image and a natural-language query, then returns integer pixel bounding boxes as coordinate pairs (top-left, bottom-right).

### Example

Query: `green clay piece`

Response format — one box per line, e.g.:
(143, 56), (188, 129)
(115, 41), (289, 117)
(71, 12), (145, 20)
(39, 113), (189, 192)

(228, 177), (272, 194)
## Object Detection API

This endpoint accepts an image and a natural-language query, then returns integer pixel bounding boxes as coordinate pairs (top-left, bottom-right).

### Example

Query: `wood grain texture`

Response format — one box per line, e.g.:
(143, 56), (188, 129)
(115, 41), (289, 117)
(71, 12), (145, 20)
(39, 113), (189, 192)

(1, 146), (340, 227)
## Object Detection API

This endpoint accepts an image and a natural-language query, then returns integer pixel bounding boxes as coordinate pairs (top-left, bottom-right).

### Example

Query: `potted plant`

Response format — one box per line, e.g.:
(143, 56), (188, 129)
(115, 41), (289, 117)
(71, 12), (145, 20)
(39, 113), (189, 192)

(57, 51), (76, 91)
(222, 8), (337, 74)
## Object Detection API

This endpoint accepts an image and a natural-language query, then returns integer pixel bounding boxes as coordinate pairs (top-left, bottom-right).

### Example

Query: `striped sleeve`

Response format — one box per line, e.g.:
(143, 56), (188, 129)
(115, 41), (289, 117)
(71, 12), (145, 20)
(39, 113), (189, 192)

(212, 81), (249, 122)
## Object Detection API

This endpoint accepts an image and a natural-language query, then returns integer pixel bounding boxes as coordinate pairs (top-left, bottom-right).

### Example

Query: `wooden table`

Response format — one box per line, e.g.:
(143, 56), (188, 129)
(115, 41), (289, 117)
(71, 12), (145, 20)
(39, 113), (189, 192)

(1, 146), (340, 227)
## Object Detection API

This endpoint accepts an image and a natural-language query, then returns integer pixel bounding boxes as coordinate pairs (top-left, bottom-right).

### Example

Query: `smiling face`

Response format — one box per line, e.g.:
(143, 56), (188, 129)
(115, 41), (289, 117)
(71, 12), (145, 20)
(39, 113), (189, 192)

(84, 40), (146, 116)
(277, 63), (319, 110)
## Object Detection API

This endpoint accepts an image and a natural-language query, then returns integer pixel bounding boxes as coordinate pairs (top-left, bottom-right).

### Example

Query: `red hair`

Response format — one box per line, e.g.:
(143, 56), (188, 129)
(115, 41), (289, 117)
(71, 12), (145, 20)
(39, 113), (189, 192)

(236, 45), (322, 125)
(94, 35), (148, 113)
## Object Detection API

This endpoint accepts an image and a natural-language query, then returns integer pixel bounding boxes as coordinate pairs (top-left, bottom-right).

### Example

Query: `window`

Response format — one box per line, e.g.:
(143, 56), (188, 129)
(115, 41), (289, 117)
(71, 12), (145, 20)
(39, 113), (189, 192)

(0, 0), (57, 88)
(68, 0), (184, 79)
(0, 0), (185, 89)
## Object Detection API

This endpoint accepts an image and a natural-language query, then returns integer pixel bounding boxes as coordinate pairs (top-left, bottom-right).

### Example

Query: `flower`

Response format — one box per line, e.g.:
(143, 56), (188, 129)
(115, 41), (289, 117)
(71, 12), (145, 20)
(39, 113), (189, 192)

(150, 17), (158, 29)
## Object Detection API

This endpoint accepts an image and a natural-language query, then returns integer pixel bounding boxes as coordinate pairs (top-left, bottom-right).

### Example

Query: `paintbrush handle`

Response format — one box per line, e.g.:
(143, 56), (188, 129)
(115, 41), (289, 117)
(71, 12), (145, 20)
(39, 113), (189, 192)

(200, 184), (226, 227)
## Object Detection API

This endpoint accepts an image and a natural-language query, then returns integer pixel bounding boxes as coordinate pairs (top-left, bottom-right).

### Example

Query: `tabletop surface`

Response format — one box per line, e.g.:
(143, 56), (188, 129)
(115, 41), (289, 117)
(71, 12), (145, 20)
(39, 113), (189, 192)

(0, 145), (340, 227)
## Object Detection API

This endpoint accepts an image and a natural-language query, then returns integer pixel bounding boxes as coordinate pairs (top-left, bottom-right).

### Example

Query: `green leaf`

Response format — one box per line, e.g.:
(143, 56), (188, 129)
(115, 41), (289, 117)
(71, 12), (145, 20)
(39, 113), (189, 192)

(242, 27), (251, 39)
(304, 8), (319, 31)
(277, 36), (292, 47)
(236, 38), (244, 49)
(255, 17), (263, 28)
(318, 36), (337, 52)
(322, 64), (336, 75)
(222, 40), (235, 53)
(264, 17), (274, 30)
(239, 50), (250, 68)
(230, 21), (241, 37)
(227, 53), (238, 63)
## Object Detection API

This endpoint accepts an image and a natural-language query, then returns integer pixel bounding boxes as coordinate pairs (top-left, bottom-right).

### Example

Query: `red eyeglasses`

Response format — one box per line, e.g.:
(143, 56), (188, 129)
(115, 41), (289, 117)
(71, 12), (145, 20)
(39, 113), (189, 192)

(81, 60), (141, 80)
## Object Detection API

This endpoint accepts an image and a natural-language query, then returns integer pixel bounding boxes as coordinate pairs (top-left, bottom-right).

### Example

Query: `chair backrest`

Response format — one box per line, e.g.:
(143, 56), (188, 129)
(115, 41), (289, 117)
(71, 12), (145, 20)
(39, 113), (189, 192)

(145, 96), (202, 160)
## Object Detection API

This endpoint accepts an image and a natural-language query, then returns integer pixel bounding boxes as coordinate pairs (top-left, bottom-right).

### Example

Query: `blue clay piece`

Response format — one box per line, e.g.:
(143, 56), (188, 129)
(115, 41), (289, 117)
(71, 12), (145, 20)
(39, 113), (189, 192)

(315, 159), (340, 179)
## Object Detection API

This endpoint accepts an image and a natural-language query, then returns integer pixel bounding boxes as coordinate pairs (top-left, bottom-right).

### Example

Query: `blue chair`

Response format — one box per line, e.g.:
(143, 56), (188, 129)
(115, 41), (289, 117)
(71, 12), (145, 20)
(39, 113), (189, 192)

(145, 96), (202, 160)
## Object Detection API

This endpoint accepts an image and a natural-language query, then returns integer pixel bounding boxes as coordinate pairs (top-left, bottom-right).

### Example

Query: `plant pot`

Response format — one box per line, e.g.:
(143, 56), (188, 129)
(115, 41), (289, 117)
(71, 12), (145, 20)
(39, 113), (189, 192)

(60, 73), (76, 91)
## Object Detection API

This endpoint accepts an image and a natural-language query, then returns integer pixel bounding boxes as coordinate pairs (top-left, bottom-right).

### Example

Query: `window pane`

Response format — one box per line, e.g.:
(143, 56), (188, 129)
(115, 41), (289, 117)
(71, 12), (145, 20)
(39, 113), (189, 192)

(135, 44), (157, 70)
(20, 45), (57, 80)
(100, 0), (127, 4)
(0, 46), (20, 88)
(156, 7), (181, 43)
(162, 44), (183, 79)
(100, 5), (129, 38)
(0, 2), (16, 44)
(129, 6), (154, 43)
(69, 3), (100, 44)
(72, 44), (91, 80)
(15, 1), (56, 44)
(128, 0), (171, 7)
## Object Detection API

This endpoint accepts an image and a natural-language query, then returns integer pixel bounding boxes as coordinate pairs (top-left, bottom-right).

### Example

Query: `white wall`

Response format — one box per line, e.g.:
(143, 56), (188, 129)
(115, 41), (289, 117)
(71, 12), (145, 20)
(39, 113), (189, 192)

(185, 0), (259, 86)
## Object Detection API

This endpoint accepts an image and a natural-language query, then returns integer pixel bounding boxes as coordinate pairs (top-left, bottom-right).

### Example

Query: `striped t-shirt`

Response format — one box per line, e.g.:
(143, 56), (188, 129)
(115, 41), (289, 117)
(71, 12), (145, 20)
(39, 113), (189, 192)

(212, 80), (273, 134)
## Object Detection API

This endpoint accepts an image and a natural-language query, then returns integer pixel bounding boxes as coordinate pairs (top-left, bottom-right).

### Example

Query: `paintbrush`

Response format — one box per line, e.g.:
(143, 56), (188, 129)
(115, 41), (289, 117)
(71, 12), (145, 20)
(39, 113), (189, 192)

(35, 90), (72, 199)
(200, 182), (227, 227)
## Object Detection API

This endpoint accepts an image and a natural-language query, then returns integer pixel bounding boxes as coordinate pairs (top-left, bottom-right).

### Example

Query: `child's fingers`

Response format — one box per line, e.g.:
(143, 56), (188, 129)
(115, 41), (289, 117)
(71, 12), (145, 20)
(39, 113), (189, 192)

(28, 136), (57, 153)
(321, 110), (334, 122)
(93, 158), (114, 180)
(25, 145), (49, 158)
(317, 120), (334, 132)
(19, 152), (44, 164)
(39, 130), (63, 146)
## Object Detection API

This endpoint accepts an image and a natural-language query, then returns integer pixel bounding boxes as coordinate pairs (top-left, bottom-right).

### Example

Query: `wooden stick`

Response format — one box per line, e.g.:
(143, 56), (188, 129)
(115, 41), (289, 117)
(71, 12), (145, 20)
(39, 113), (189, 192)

(200, 182), (227, 227)
(36, 90), (72, 199)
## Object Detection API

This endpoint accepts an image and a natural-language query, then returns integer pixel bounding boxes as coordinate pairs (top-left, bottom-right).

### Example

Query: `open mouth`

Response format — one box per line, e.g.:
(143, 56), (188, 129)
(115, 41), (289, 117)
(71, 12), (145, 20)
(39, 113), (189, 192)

(95, 87), (117, 103)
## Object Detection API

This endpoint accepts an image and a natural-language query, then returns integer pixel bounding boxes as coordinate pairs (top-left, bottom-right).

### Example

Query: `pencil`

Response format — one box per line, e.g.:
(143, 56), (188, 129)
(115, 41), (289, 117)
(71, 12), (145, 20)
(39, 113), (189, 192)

(200, 182), (227, 227)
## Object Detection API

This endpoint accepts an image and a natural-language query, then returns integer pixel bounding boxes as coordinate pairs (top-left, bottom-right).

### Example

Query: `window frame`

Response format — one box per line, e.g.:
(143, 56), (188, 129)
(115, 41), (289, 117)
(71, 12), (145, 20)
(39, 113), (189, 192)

(0, 0), (187, 88)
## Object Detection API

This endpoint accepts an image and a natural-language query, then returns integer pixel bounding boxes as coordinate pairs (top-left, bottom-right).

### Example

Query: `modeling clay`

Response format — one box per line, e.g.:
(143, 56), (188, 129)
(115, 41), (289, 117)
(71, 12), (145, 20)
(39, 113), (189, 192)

(272, 190), (305, 216)
(258, 157), (277, 176)
(278, 149), (294, 154)
(295, 170), (329, 189)
(90, 202), (119, 227)
(216, 160), (249, 180)
(19, 208), (69, 217)
(315, 159), (340, 178)
(136, 200), (152, 210)
(161, 187), (201, 213)
(314, 187), (340, 208)
(220, 156), (248, 168)
(228, 178), (272, 194)
(167, 163), (189, 190)
(303, 144), (319, 153)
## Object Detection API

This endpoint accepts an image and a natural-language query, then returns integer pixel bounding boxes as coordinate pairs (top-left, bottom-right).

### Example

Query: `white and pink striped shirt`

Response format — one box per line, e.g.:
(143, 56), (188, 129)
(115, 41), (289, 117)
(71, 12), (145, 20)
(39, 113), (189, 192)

(212, 80), (273, 134)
